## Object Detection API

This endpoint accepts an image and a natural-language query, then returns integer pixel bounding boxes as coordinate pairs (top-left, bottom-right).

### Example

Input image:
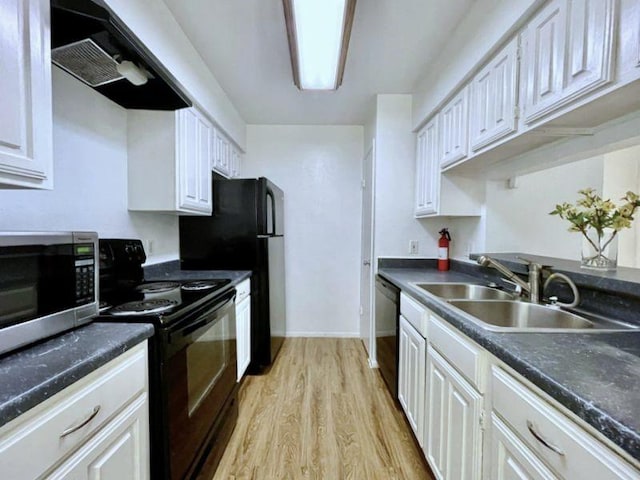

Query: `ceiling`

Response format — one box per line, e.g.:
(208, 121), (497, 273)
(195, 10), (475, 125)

(161, 0), (475, 125)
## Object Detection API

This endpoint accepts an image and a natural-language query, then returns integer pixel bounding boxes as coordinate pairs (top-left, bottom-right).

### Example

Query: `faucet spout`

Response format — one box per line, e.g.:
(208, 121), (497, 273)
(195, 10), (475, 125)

(476, 256), (531, 295)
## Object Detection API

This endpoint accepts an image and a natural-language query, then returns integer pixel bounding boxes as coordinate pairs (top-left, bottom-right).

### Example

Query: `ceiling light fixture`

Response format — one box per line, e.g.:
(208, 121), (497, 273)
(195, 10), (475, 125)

(283, 0), (356, 91)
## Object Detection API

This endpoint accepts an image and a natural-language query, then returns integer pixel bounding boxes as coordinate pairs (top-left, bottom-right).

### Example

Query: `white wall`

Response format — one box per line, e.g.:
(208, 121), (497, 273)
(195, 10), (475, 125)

(373, 95), (442, 257)
(243, 125), (364, 337)
(484, 156), (605, 259)
(103, 0), (246, 149)
(412, 0), (542, 128)
(602, 145), (640, 267)
(0, 68), (179, 262)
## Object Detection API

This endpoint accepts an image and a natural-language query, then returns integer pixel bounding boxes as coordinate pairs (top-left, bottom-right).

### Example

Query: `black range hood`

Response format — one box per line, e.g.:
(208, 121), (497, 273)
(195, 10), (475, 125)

(51, 0), (192, 110)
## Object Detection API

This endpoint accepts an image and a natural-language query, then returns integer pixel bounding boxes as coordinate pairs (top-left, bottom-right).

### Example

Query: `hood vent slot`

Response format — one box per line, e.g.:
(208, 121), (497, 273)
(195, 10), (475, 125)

(52, 39), (124, 87)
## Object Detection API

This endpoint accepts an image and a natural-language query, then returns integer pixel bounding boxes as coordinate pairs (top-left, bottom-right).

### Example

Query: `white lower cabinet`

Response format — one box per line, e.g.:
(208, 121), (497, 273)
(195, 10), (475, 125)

(395, 291), (639, 480)
(398, 315), (426, 446)
(426, 347), (483, 480)
(0, 342), (149, 480)
(236, 279), (251, 381)
(489, 413), (557, 480)
(48, 395), (149, 480)
(491, 366), (640, 480)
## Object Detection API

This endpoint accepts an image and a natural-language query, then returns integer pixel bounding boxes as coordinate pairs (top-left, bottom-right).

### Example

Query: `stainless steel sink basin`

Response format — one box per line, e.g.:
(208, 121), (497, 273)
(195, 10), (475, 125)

(448, 300), (639, 332)
(413, 282), (515, 301)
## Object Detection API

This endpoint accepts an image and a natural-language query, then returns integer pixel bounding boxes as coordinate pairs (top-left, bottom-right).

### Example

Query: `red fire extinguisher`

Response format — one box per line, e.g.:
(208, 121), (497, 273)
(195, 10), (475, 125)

(438, 228), (451, 271)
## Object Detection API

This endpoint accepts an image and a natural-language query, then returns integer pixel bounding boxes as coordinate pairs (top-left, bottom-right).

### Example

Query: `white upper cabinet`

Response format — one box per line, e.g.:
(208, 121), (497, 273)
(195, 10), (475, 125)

(439, 87), (469, 168)
(470, 37), (520, 151)
(415, 116), (483, 218)
(128, 107), (212, 215)
(0, 0), (53, 189)
(178, 108), (212, 213)
(415, 118), (439, 216)
(212, 129), (230, 177)
(212, 128), (243, 178)
(522, 0), (616, 125)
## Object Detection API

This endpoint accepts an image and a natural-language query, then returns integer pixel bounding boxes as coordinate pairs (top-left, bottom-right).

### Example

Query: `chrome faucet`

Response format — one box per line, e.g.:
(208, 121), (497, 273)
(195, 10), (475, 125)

(477, 255), (580, 307)
(476, 255), (544, 303)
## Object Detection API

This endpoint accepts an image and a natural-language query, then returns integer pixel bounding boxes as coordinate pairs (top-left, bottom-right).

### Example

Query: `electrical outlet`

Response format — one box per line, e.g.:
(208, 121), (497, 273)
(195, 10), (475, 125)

(409, 240), (419, 254)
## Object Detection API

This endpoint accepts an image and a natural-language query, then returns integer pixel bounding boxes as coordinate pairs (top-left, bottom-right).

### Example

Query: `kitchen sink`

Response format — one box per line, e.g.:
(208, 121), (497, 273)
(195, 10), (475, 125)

(413, 282), (515, 301)
(448, 300), (639, 332)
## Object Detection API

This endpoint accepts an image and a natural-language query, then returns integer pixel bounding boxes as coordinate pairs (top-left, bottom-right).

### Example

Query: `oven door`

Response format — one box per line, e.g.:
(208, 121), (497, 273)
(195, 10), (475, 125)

(165, 289), (237, 479)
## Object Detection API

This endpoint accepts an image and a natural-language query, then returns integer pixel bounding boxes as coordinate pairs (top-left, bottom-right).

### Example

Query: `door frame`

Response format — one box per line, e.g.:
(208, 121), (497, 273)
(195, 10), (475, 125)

(359, 139), (376, 367)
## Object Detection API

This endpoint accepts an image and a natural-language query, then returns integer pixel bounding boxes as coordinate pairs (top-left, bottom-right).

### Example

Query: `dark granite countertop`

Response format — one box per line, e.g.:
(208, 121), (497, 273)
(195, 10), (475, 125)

(144, 260), (251, 285)
(0, 322), (153, 428)
(378, 265), (640, 463)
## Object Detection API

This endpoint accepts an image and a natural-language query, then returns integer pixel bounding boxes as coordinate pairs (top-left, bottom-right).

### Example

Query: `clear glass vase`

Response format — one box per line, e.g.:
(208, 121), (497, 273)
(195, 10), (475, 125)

(581, 228), (618, 271)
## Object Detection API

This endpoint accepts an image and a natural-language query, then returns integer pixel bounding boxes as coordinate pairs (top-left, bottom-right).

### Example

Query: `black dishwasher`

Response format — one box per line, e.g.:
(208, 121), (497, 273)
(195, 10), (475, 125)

(375, 275), (400, 399)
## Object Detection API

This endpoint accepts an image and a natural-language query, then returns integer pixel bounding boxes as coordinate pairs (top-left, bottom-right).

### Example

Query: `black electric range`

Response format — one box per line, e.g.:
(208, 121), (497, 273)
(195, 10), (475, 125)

(97, 239), (238, 480)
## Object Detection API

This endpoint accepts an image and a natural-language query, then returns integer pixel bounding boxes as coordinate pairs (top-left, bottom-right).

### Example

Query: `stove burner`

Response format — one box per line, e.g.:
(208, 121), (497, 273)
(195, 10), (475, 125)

(109, 299), (179, 315)
(181, 280), (224, 291)
(135, 282), (180, 294)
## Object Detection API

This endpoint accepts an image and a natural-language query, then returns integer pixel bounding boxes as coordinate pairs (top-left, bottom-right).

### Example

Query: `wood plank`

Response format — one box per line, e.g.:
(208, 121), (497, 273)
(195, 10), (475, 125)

(213, 338), (433, 480)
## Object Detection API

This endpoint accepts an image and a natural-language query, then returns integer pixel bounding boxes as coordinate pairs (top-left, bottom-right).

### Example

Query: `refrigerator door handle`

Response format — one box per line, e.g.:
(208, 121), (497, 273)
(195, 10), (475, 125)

(266, 186), (277, 236)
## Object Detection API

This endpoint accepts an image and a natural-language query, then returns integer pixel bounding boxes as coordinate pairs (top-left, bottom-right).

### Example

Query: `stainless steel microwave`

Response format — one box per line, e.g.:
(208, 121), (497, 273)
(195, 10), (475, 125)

(0, 231), (98, 356)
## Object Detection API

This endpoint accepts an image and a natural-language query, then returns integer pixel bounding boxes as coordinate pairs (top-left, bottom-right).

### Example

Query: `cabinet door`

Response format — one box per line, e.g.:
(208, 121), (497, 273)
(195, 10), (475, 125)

(439, 87), (469, 168)
(470, 37), (519, 151)
(425, 348), (447, 480)
(426, 348), (483, 480)
(489, 414), (558, 480)
(522, 0), (566, 124)
(48, 395), (150, 480)
(236, 295), (251, 381)
(0, 0), (52, 189)
(230, 148), (240, 178)
(562, 0), (615, 100)
(213, 130), (231, 178)
(398, 316), (426, 446)
(177, 108), (212, 213)
(523, 0), (616, 125)
(415, 118), (439, 217)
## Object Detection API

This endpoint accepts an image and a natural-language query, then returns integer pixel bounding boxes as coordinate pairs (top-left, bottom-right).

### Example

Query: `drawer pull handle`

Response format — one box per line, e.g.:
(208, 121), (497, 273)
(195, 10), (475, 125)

(60, 405), (101, 438)
(526, 420), (565, 456)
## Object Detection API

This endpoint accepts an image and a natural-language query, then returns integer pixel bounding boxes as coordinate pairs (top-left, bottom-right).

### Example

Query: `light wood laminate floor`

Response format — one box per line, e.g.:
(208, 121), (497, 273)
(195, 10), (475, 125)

(213, 338), (434, 479)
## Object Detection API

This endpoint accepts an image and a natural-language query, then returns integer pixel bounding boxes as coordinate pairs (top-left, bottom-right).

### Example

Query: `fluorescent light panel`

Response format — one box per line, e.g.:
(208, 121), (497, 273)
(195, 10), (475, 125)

(283, 0), (355, 90)
(292, 0), (346, 90)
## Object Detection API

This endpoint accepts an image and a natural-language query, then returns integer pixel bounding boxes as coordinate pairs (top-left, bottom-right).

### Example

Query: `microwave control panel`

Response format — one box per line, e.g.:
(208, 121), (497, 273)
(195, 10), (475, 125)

(74, 243), (96, 304)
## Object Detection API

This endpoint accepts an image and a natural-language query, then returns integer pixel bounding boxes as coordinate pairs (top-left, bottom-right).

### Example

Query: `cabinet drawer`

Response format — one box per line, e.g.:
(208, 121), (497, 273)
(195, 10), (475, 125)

(427, 314), (484, 392)
(236, 278), (251, 303)
(0, 342), (148, 480)
(491, 366), (639, 479)
(400, 293), (427, 337)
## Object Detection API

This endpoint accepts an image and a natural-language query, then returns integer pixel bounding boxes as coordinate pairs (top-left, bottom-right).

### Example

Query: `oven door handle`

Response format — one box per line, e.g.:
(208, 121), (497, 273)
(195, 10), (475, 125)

(171, 291), (236, 339)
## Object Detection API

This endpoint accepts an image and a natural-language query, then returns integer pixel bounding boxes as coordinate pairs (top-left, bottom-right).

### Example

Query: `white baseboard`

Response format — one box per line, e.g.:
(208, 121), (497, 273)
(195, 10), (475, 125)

(368, 358), (379, 369)
(285, 331), (360, 338)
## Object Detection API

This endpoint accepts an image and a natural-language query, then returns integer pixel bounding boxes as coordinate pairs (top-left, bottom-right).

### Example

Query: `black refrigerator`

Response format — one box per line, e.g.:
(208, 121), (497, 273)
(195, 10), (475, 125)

(179, 175), (286, 372)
